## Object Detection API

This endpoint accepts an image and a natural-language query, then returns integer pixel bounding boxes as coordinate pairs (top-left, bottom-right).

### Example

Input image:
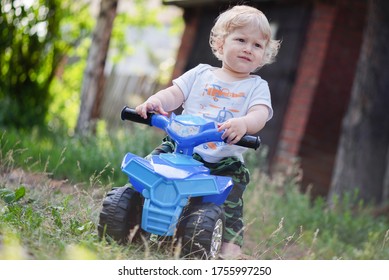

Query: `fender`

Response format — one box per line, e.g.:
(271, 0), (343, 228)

(121, 152), (233, 236)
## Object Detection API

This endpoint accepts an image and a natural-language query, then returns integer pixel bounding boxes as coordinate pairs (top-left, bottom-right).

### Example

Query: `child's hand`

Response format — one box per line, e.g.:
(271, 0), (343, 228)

(135, 97), (168, 119)
(218, 118), (247, 145)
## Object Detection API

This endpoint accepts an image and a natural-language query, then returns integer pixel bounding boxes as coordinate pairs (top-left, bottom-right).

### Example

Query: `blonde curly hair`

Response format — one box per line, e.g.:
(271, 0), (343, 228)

(209, 5), (280, 68)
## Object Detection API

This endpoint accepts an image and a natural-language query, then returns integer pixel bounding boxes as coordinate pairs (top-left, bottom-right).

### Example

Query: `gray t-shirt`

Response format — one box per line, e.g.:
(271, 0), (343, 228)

(173, 64), (273, 163)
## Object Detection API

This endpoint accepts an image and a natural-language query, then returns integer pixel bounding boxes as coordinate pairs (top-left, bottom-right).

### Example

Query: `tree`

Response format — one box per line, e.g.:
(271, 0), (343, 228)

(329, 0), (389, 205)
(75, 0), (183, 135)
(0, 0), (89, 128)
(75, 0), (118, 135)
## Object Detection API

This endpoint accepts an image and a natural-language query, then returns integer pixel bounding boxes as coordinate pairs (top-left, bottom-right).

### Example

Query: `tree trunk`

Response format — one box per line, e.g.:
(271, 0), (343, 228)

(76, 0), (118, 135)
(329, 0), (389, 205)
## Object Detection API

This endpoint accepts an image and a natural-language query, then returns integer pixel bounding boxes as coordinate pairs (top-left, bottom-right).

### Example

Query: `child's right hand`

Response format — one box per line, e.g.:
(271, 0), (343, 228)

(135, 97), (168, 119)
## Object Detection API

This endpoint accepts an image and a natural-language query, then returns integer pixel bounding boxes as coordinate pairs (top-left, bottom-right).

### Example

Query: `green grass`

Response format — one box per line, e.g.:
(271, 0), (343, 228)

(0, 184), (169, 259)
(243, 169), (389, 259)
(0, 126), (388, 259)
(0, 124), (162, 186)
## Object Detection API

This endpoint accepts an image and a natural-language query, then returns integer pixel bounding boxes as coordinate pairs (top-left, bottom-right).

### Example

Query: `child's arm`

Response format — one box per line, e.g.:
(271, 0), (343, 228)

(135, 84), (185, 119)
(218, 104), (269, 144)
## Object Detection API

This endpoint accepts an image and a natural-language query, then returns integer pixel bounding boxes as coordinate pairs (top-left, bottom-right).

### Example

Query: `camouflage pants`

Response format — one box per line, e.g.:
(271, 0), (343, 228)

(148, 137), (250, 247)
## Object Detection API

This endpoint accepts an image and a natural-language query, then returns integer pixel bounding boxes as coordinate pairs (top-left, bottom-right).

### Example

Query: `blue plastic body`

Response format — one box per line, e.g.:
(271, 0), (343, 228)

(121, 113), (233, 236)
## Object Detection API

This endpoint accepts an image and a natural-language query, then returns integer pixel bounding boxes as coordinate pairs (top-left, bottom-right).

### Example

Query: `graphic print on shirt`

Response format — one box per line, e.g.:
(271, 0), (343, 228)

(203, 105), (239, 123)
(202, 83), (246, 102)
(200, 83), (246, 150)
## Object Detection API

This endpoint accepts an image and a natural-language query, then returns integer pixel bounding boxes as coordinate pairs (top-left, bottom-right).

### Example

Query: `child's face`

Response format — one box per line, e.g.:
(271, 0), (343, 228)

(219, 24), (266, 76)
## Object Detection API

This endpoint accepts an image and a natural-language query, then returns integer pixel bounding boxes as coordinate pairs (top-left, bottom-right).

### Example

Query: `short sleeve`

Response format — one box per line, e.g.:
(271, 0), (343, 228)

(172, 64), (210, 100)
(249, 78), (273, 121)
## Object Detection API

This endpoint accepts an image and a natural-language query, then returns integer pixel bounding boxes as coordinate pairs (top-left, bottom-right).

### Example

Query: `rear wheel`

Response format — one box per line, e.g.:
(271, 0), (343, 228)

(98, 186), (144, 244)
(177, 203), (225, 259)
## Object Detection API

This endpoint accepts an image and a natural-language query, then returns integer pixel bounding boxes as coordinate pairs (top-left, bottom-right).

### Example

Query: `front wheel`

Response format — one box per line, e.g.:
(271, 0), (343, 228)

(177, 203), (225, 259)
(98, 186), (144, 244)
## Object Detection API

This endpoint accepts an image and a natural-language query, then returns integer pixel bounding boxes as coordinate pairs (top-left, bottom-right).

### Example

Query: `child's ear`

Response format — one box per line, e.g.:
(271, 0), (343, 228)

(216, 40), (224, 55)
(218, 46), (224, 55)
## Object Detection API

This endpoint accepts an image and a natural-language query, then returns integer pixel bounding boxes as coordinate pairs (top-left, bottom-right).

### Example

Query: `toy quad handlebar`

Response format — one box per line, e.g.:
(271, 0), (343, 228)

(121, 107), (154, 126)
(121, 106), (261, 150)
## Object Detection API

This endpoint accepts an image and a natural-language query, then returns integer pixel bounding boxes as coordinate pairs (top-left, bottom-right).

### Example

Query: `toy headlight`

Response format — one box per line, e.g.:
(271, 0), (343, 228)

(170, 114), (209, 137)
(171, 119), (201, 137)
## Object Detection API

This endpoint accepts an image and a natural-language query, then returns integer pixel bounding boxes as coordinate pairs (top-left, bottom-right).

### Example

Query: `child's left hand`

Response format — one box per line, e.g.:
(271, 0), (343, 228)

(218, 118), (247, 145)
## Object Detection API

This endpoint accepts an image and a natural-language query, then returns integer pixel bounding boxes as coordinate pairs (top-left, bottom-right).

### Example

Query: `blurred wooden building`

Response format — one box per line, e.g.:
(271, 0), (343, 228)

(163, 0), (367, 197)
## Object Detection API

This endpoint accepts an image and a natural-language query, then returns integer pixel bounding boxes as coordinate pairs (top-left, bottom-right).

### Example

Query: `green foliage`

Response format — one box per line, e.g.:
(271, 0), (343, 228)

(109, 0), (168, 64)
(0, 0), (183, 134)
(0, 186), (25, 204)
(47, 1), (183, 135)
(0, 0), (92, 128)
(47, 57), (84, 132)
(47, 2), (94, 132)
(110, 0), (183, 65)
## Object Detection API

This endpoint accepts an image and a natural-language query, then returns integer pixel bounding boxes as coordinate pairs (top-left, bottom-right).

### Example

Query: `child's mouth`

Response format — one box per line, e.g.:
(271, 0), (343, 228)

(238, 56), (251, 62)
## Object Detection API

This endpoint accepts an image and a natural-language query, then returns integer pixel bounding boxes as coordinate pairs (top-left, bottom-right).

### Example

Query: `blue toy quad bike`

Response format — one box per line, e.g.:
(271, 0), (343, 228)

(98, 107), (260, 259)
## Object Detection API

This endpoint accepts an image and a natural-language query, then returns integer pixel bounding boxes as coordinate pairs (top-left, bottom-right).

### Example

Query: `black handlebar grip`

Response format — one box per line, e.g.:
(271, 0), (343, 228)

(235, 135), (261, 150)
(121, 106), (153, 126)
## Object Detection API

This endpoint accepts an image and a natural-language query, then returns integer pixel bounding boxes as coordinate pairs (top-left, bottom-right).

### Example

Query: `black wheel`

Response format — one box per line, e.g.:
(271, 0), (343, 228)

(177, 203), (225, 259)
(98, 186), (144, 244)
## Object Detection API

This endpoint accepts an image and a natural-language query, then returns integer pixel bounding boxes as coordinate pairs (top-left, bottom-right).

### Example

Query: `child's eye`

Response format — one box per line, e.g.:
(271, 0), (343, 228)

(255, 43), (263, 48)
(236, 38), (245, 43)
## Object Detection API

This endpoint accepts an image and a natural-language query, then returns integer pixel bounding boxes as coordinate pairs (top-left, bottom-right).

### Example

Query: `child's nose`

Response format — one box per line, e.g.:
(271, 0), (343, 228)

(243, 45), (252, 53)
